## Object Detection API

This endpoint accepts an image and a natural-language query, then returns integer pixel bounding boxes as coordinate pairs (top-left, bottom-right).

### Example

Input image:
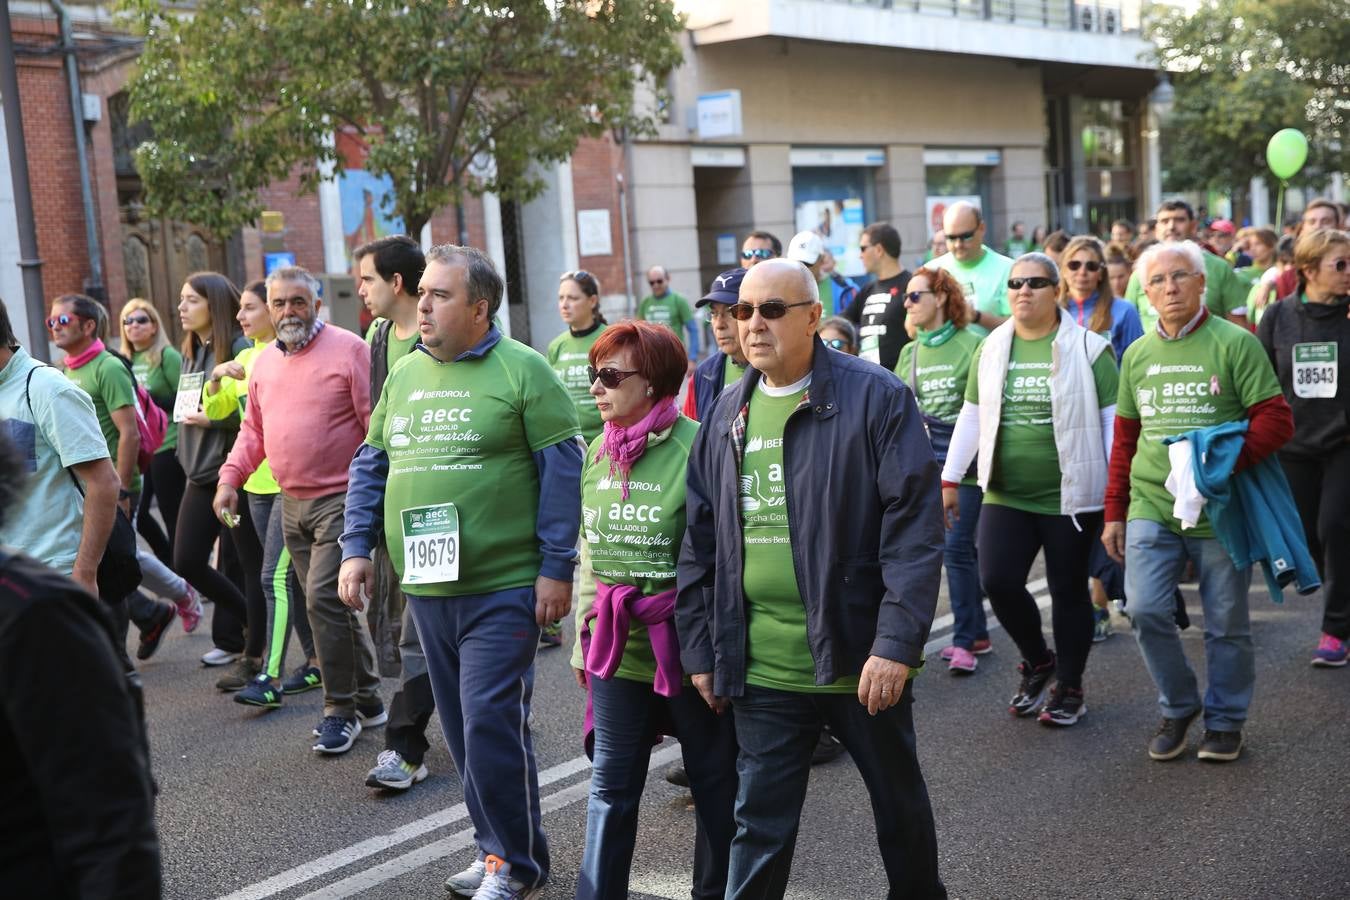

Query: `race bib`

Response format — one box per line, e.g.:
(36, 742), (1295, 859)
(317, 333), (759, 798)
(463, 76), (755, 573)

(1292, 342), (1337, 399)
(400, 503), (460, 586)
(173, 371), (205, 423)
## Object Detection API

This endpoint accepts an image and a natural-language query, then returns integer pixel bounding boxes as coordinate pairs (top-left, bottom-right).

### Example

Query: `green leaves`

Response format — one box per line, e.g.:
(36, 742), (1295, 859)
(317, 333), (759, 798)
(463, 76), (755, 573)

(118, 0), (684, 237)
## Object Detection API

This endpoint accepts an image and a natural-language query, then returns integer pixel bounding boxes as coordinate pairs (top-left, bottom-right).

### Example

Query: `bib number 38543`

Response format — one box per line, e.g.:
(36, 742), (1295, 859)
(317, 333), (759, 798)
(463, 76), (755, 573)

(400, 503), (460, 586)
(1292, 342), (1337, 399)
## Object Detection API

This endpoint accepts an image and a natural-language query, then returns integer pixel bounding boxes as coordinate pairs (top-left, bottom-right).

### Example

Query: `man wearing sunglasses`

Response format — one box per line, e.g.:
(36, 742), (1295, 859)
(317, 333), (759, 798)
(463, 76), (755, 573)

(678, 259), (947, 898)
(637, 265), (697, 358)
(740, 231), (782, 270)
(844, 223), (914, 370)
(928, 201), (1013, 339)
(682, 268), (749, 423)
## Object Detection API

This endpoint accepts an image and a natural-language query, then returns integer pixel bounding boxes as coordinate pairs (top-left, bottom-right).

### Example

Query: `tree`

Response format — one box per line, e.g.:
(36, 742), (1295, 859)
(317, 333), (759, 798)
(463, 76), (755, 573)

(118, 0), (685, 238)
(1147, 0), (1347, 200)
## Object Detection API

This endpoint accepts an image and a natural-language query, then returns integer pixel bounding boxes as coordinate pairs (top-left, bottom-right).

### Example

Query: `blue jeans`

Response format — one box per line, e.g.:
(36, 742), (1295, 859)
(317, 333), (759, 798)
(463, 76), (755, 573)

(727, 684), (945, 900)
(946, 484), (987, 649)
(408, 587), (549, 887)
(578, 674), (738, 900)
(1124, 519), (1254, 731)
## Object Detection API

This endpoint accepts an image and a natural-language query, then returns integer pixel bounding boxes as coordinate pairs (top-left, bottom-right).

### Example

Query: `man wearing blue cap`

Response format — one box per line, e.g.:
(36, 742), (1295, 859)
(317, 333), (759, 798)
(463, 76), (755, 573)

(682, 268), (751, 422)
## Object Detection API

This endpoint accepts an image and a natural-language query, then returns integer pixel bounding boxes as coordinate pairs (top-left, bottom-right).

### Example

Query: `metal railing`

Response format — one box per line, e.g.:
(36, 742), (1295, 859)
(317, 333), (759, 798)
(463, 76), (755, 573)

(841, 0), (1142, 33)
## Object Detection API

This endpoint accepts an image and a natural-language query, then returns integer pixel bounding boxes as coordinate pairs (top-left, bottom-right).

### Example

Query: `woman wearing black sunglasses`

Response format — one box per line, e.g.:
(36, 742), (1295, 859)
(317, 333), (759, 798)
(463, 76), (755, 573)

(1058, 235), (1144, 366)
(941, 253), (1118, 727)
(572, 321), (736, 900)
(1257, 228), (1350, 667)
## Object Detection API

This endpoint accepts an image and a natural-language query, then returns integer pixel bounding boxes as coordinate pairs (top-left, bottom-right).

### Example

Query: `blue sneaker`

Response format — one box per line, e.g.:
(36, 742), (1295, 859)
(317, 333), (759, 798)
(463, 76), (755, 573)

(312, 716), (361, 754)
(282, 664), (322, 695)
(235, 673), (283, 709)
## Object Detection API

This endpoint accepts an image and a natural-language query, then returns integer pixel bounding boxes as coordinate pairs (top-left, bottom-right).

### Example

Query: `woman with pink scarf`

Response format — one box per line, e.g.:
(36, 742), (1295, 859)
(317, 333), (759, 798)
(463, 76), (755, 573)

(572, 321), (737, 900)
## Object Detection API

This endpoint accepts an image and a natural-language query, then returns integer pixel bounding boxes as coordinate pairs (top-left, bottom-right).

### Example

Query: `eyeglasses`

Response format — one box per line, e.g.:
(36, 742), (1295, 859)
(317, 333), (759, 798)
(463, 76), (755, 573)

(706, 305), (734, 321)
(1007, 277), (1056, 291)
(1066, 260), (1102, 273)
(1145, 270), (1198, 289)
(561, 270), (594, 283)
(727, 299), (815, 321)
(945, 230), (978, 243)
(587, 366), (640, 389)
(741, 249), (775, 261)
(123, 315), (152, 326)
(46, 314), (76, 329)
(824, 337), (849, 350)
(903, 290), (933, 304)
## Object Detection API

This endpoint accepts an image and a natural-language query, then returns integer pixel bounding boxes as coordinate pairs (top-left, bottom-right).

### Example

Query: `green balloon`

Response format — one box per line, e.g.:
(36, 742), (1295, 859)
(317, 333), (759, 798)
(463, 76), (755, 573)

(1266, 128), (1308, 180)
(1081, 127), (1098, 159)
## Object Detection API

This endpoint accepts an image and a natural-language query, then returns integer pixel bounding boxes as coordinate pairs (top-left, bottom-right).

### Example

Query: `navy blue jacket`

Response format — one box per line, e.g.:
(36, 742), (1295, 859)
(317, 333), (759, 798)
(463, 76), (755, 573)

(689, 352), (731, 423)
(676, 337), (944, 697)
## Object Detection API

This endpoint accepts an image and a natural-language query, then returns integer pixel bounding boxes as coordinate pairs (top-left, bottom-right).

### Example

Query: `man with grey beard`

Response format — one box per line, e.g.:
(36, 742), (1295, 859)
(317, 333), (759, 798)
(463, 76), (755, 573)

(213, 266), (385, 756)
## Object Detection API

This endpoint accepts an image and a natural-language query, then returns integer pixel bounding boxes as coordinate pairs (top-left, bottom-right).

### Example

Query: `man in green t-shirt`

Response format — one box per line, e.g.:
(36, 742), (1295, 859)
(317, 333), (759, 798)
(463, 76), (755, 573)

(1104, 241), (1292, 765)
(678, 259), (946, 897)
(1121, 200), (1250, 330)
(929, 201), (1014, 339)
(338, 244), (582, 898)
(637, 266), (696, 355)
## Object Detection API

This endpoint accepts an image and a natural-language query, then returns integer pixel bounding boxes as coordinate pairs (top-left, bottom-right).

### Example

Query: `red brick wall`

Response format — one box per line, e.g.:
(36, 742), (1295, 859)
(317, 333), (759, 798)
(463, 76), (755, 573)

(570, 135), (628, 296)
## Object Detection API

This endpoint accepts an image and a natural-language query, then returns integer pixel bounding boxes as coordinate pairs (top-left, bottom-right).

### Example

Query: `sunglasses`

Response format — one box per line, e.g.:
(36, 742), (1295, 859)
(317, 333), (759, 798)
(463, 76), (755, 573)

(561, 269), (593, 283)
(903, 290), (933, 304)
(46, 314), (77, 329)
(1066, 260), (1103, 273)
(587, 366), (640, 389)
(123, 315), (152, 326)
(858, 243), (873, 253)
(728, 299), (815, 321)
(1007, 277), (1056, 291)
(741, 248), (775, 260)
(648, 279), (666, 286)
(945, 230), (978, 243)
(824, 337), (849, 350)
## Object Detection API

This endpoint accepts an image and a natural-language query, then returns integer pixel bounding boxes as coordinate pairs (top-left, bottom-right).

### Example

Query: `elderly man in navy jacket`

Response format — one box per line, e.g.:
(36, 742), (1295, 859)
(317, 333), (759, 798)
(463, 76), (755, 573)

(677, 259), (947, 899)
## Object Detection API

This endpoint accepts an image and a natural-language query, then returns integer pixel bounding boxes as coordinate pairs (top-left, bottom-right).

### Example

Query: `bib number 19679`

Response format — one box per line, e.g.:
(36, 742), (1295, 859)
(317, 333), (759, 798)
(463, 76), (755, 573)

(400, 503), (460, 586)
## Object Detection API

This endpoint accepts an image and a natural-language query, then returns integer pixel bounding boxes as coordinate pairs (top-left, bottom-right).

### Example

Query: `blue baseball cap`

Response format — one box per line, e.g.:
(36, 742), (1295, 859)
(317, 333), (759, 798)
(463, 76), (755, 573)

(698, 267), (745, 308)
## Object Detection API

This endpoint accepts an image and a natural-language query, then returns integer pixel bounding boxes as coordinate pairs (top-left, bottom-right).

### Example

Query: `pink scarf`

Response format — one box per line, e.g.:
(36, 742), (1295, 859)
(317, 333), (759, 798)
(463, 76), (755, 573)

(593, 399), (678, 499)
(64, 338), (105, 370)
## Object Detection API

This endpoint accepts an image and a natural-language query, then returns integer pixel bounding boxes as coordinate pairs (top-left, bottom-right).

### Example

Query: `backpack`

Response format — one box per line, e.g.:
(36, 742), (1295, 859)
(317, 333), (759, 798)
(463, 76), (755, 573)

(109, 351), (168, 472)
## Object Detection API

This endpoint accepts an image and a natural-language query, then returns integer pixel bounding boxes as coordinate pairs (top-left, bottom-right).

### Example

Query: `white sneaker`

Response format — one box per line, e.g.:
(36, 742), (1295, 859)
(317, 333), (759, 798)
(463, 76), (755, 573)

(445, 858), (487, 897)
(201, 647), (240, 667)
(365, 750), (428, 791)
(473, 859), (542, 900)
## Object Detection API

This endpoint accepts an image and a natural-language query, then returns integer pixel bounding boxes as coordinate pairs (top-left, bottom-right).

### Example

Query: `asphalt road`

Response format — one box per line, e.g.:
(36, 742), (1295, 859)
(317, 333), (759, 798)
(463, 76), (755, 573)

(139, 567), (1350, 900)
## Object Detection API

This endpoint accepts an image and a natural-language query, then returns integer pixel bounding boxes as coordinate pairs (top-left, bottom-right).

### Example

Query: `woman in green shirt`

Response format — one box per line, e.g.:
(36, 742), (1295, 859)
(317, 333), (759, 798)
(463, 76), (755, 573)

(119, 297), (184, 566)
(572, 321), (736, 900)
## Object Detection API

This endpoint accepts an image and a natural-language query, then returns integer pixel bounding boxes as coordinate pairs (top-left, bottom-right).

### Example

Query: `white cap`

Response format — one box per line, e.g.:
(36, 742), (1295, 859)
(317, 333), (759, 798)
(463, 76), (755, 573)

(786, 230), (825, 265)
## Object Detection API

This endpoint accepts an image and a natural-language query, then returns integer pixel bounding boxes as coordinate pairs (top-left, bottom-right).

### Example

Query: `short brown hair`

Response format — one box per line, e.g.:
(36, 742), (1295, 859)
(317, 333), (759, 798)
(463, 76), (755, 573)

(588, 321), (688, 401)
(910, 266), (970, 329)
(1294, 228), (1350, 292)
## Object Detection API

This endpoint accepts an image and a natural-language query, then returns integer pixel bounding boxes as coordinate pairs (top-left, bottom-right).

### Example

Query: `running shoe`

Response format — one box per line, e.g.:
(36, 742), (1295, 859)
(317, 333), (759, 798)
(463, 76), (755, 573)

(1197, 729), (1243, 762)
(366, 749), (429, 791)
(1147, 711), (1198, 761)
(472, 855), (542, 900)
(312, 716), (361, 754)
(357, 702), (388, 728)
(947, 646), (978, 674)
(1037, 685), (1087, 726)
(445, 858), (487, 897)
(216, 656), (261, 692)
(1092, 607), (1114, 643)
(538, 620), (563, 648)
(175, 585), (204, 633)
(1311, 633), (1348, 667)
(136, 602), (176, 661)
(939, 638), (991, 661)
(810, 729), (846, 765)
(281, 664), (322, 694)
(235, 673), (283, 709)
(201, 647), (240, 667)
(1008, 656), (1055, 717)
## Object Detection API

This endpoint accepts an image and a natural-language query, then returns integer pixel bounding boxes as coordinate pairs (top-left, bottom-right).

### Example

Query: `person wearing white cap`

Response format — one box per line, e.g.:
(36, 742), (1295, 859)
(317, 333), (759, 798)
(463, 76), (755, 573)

(787, 232), (859, 319)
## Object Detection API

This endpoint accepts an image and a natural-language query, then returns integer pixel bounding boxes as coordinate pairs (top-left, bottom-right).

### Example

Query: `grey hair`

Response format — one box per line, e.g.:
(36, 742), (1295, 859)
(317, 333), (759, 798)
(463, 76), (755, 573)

(1134, 240), (1205, 282)
(818, 316), (858, 347)
(266, 265), (322, 299)
(1013, 252), (1060, 284)
(426, 244), (505, 318)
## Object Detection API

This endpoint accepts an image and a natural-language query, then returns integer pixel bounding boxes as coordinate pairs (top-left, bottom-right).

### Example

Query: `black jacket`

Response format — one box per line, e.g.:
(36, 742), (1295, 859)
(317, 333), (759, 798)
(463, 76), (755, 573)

(0, 551), (161, 899)
(1257, 294), (1350, 459)
(676, 337), (944, 697)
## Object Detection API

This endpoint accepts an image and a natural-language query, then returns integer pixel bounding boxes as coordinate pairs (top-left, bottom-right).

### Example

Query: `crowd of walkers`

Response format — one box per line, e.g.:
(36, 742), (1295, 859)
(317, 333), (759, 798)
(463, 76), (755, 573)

(1, 194), (1347, 899)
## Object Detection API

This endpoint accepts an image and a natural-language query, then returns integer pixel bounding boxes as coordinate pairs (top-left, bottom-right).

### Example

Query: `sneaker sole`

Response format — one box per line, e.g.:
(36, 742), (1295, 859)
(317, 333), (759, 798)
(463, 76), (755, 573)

(283, 679), (323, 695)
(948, 661), (977, 675)
(444, 881), (481, 898)
(202, 654), (241, 667)
(1197, 745), (1242, 762)
(1010, 683), (1051, 717)
(234, 692), (282, 709)
(357, 710), (389, 727)
(366, 765), (429, 790)
(1310, 656), (1348, 667)
(973, 643), (993, 655)
(1038, 704), (1087, 726)
(1148, 743), (1189, 761)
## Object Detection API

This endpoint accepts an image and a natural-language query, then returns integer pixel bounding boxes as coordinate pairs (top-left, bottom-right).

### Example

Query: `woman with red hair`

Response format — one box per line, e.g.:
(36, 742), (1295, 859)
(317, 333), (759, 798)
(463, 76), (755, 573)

(572, 321), (736, 900)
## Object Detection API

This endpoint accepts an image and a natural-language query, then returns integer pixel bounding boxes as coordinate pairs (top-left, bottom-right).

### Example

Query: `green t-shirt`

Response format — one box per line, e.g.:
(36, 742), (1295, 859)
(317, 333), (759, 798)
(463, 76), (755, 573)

(1117, 315), (1283, 537)
(131, 346), (181, 453)
(930, 248), (1014, 339)
(965, 328), (1118, 515)
(546, 324), (607, 444)
(723, 358), (748, 389)
(64, 350), (142, 494)
(367, 339), (581, 597)
(364, 317), (420, 365)
(1005, 238), (1032, 257)
(638, 291), (693, 346)
(1125, 251), (1250, 332)
(579, 416), (698, 683)
(895, 326), (982, 425)
(741, 380), (857, 693)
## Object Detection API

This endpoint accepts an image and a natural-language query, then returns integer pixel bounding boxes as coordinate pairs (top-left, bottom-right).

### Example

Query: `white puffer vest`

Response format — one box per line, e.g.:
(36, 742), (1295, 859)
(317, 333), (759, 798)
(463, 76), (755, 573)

(975, 308), (1111, 516)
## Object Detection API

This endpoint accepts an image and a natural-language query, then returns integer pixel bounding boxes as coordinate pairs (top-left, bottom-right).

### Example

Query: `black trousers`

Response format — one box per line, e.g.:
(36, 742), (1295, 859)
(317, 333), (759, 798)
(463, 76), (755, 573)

(136, 452), (186, 565)
(978, 503), (1101, 689)
(227, 491), (269, 659)
(1281, 446), (1350, 640)
(174, 480), (249, 653)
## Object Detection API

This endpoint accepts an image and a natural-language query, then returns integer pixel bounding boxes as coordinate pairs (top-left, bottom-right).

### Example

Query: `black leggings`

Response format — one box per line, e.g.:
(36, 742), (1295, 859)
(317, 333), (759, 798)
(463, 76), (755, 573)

(978, 504), (1102, 689)
(229, 493), (269, 659)
(174, 480), (249, 654)
(137, 451), (187, 564)
(1281, 446), (1350, 640)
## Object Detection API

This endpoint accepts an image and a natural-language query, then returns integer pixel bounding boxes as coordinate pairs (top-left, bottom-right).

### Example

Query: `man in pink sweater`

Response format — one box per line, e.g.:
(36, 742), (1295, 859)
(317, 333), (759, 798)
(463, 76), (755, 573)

(213, 266), (384, 756)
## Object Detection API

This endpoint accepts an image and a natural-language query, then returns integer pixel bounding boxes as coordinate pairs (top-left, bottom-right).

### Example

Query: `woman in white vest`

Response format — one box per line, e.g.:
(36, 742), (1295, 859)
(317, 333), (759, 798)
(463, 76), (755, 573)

(940, 252), (1119, 727)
